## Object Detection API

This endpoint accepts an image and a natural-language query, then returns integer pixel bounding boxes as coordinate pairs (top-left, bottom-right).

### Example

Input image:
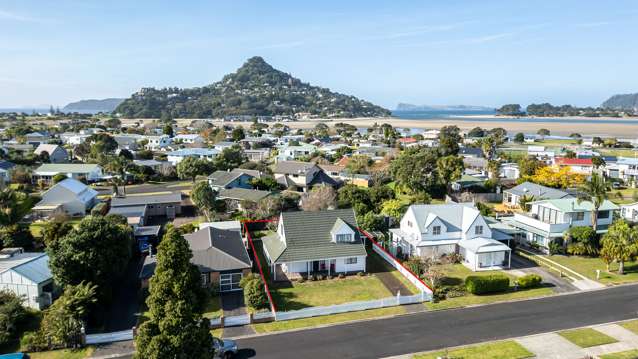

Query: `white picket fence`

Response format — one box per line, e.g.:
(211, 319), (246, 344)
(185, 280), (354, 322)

(274, 292), (430, 322)
(86, 329), (133, 345)
(372, 242), (433, 294)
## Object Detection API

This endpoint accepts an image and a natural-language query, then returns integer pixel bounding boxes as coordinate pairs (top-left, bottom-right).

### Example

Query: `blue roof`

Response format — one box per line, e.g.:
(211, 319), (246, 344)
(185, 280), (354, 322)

(167, 148), (220, 156)
(616, 157), (638, 165)
(11, 254), (52, 284)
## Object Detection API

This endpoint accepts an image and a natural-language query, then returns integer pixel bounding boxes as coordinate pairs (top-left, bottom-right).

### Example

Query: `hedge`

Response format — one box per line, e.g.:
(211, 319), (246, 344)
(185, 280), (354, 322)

(517, 274), (542, 289)
(465, 274), (510, 294)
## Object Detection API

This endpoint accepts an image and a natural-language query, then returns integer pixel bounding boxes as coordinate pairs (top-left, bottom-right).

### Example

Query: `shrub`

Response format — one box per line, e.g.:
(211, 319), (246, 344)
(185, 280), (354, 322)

(548, 241), (564, 255)
(240, 274), (269, 310)
(465, 274), (510, 294)
(20, 331), (47, 352)
(90, 202), (109, 216)
(517, 274), (542, 289)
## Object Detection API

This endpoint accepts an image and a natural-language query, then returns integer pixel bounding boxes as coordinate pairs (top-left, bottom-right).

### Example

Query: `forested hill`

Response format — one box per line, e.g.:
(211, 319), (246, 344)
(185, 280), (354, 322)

(115, 56), (391, 119)
(602, 93), (638, 112)
(63, 98), (125, 113)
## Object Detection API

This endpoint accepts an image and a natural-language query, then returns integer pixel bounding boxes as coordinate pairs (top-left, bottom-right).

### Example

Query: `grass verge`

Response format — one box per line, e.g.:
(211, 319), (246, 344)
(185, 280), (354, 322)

(413, 340), (534, 359)
(600, 349), (638, 359)
(28, 347), (95, 359)
(546, 255), (638, 285)
(619, 320), (638, 335)
(252, 306), (405, 334)
(558, 328), (619, 348)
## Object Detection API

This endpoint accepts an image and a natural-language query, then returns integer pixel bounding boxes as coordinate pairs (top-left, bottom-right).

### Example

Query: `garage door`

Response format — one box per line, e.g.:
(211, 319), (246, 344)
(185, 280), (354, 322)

(220, 273), (243, 292)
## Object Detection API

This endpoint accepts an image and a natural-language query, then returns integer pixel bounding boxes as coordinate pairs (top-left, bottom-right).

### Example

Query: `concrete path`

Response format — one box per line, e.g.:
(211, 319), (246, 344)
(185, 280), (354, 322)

(516, 333), (587, 358)
(573, 278), (606, 290)
(220, 292), (256, 337)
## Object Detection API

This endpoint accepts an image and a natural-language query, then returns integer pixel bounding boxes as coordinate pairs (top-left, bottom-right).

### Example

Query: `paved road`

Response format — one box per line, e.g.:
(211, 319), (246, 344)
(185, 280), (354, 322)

(235, 284), (638, 359)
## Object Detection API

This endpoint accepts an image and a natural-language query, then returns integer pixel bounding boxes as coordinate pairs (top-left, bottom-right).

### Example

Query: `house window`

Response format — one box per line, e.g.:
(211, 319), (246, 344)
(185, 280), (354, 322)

(345, 257), (357, 264)
(475, 225), (484, 235)
(575, 212), (585, 221)
(220, 273), (243, 292)
(432, 226), (441, 235)
(336, 234), (353, 243)
(597, 211), (610, 219)
(407, 221), (413, 228)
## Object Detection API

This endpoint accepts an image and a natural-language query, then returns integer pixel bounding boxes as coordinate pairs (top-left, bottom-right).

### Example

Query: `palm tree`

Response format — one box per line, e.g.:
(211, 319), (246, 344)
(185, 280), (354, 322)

(518, 194), (536, 212)
(0, 188), (30, 225)
(600, 219), (638, 275)
(577, 173), (609, 232)
(104, 156), (131, 194)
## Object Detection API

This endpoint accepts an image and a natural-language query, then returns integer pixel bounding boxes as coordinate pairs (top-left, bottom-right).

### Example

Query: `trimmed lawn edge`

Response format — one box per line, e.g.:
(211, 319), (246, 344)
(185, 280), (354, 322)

(558, 328), (619, 348)
(413, 340), (534, 359)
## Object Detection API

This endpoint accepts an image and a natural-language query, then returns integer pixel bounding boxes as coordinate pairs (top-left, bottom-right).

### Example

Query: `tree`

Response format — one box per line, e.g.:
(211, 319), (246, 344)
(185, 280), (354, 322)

(162, 124), (174, 137)
(528, 166), (584, 188)
(42, 220), (73, 248)
(231, 126), (246, 142)
(438, 126), (461, 156)
(600, 219), (638, 275)
(380, 199), (409, 221)
(514, 132), (525, 144)
(479, 136), (496, 160)
(436, 155), (464, 192)
(0, 188), (35, 226)
(191, 181), (217, 221)
(214, 145), (246, 171)
(301, 185), (336, 212)
(537, 128), (550, 139)
(496, 104), (523, 116)
(250, 176), (279, 191)
(47, 216), (132, 301)
(176, 157), (209, 183)
(0, 224), (34, 249)
(577, 173), (609, 232)
(518, 156), (544, 177)
(104, 117), (121, 128)
(104, 155), (131, 193)
(135, 228), (213, 359)
(591, 156), (606, 169)
(36, 282), (97, 350)
(564, 226), (598, 256)
(0, 290), (27, 347)
(239, 273), (269, 310)
(390, 147), (439, 194)
(518, 194), (535, 211)
(467, 127), (485, 138)
(52, 173), (68, 184)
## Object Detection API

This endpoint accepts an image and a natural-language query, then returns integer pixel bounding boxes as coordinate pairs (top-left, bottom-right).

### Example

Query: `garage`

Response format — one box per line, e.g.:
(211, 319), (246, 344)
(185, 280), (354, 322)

(220, 272), (243, 292)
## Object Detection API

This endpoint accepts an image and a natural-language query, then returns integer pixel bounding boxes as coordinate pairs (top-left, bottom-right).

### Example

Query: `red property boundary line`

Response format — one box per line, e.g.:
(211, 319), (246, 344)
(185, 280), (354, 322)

(242, 219), (277, 313)
(357, 227), (434, 293)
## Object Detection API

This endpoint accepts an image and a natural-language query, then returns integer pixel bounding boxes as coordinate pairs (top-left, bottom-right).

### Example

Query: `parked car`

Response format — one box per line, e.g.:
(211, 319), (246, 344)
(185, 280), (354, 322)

(0, 354), (27, 359)
(214, 337), (238, 358)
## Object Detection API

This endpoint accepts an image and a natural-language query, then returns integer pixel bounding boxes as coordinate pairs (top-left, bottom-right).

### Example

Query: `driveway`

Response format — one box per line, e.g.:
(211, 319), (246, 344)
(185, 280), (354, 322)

(509, 254), (579, 293)
(97, 257), (144, 333)
(221, 291), (256, 337)
(236, 283), (638, 359)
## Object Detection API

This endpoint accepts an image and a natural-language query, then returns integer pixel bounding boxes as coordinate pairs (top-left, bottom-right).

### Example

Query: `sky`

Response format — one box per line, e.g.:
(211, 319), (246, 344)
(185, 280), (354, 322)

(1, 0), (637, 109)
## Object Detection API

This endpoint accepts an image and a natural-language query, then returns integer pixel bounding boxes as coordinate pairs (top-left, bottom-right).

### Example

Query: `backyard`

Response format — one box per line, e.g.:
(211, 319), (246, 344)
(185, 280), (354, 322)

(426, 263), (554, 310)
(545, 255), (638, 285)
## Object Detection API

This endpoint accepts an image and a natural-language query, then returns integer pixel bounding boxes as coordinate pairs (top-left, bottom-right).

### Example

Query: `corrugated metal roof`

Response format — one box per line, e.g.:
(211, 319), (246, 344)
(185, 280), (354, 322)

(0, 253), (51, 284)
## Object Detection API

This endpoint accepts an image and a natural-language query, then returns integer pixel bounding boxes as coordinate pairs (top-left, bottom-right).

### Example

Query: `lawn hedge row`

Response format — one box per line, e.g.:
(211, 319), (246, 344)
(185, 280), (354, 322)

(465, 274), (510, 294)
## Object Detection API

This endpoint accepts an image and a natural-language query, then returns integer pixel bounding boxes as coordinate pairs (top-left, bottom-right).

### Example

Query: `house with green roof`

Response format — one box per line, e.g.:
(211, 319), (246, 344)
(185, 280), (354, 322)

(502, 197), (619, 252)
(261, 208), (367, 280)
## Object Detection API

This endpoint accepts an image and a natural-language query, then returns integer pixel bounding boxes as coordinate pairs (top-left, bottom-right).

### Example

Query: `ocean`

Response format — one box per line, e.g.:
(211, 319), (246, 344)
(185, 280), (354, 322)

(392, 110), (638, 125)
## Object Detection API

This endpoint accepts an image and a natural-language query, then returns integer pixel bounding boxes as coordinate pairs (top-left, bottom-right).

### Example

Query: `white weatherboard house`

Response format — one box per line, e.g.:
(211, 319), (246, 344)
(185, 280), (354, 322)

(32, 178), (98, 217)
(33, 163), (104, 184)
(390, 203), (513, 271)
(503, 198), (619, 251)
(0, 248), (54, 310)
(262, 208), (367, 280)
(620, 202), (638, 223)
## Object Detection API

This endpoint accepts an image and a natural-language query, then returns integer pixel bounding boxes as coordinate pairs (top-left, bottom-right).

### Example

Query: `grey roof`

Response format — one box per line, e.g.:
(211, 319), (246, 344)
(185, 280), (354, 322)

(218, 188), (271, 202)
(0, 253), (52, 284)
(459, 147), (484, 157)
(108, 204), (146, 216)
(308, 170), (340, 187)
(505, 181), (572, 200)
(185, 227), (252, 272)
(407, 203), (481, 234)
(133, 159), (165, 167)
(111, 193), (182, 207)
(208, 170), (246, 188)
(263, 208), (366, 263)
(273, 161), (318, 175)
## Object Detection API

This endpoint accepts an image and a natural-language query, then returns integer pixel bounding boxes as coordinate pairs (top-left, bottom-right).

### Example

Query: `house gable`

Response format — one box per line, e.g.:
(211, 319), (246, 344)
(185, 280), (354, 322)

(464, 214), (492, 239)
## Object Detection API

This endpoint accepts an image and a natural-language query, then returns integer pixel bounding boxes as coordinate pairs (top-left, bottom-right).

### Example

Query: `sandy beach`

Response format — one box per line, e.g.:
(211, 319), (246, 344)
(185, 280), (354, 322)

(121, 116), (638, 138)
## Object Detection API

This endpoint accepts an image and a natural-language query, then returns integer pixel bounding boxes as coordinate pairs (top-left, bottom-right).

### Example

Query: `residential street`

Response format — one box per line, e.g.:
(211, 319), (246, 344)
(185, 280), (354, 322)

(235, 284), (638, 359)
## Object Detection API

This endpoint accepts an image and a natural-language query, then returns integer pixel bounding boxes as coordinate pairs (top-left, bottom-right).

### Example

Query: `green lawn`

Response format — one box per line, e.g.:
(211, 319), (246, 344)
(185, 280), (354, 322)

(270, 275), (392, 311)
(599, 148), (638, 157)
(600, 349), (638, 359)
(29, 218), (82, 238)
(413, 340), (534, 359)
(252, 306), (405, 334)
(426, 264), (553, 310)
(29, 347), (94, 359)
(546, 255), (638, 285)
(607, 188), (638, 205)
(619, 320), (638, 335)
(558, 328), (619, 348)
(203, 294), (223, 319)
